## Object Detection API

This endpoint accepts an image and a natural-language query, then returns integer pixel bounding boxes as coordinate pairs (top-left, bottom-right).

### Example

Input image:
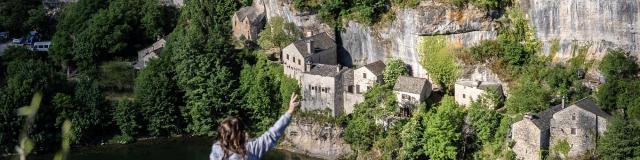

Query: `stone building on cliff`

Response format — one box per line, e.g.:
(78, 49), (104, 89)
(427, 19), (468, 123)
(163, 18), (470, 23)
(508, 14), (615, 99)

(454, 65), (504, 108)
(342, 61), (386, 114)
(283, 32), (337, 81)
(231, 4), (266, 42)
(511, 99), (610, 160)
(300, 64), (347, 117)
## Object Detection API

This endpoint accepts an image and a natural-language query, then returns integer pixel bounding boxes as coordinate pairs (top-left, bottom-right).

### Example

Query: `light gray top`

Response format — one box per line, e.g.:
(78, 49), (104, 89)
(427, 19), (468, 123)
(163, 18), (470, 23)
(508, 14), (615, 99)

(209, 113), (292, 160)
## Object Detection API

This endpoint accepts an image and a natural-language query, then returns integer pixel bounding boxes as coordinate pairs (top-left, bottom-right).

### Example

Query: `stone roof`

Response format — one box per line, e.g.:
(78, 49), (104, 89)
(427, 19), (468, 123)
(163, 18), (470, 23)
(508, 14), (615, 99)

(361, 61), (386, 76)
(529, 104), (564, 129)
(342, 69), (354, 87)
(234, 6), (265, 24)
(393, 76), (429, 94)
(573, 98), (611, 118)
(456, 80), (502, 91)
(307, 64), (342, 77)
(293, 32), (336, 57)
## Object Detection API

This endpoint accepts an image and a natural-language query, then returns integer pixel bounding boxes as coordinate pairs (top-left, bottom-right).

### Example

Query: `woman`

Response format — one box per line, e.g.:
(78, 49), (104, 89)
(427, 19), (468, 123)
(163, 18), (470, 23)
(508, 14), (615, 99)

(209, 94), (300, 160)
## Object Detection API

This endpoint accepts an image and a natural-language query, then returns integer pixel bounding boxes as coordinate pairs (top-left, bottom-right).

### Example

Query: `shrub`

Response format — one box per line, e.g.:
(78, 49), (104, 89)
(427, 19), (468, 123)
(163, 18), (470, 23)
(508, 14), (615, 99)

(114, 100), (139, 137)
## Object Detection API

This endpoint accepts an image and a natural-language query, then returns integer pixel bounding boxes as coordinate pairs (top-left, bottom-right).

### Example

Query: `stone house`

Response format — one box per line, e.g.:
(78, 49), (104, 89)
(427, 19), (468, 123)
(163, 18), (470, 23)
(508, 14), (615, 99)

(393, 76), (431, 117)
(134, 39), (166, 70)
(342, 61), (386, 114)
(511, 104), (564, 160)
(454, 80), (502, 108)
(231, 4), (265, 42)
(454, 65), (504, 107)
(549, 99), (610, 158)
(283, 32), (337, 81)
(301, 64), (346, 117)
(512, 99), (610, 160)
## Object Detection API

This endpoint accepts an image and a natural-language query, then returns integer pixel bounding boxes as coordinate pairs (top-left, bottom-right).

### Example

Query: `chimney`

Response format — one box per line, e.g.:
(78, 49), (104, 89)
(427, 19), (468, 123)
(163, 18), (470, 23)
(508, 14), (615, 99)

(524, 113), (533, 120)
(307, 39), (314, 54)
(562, 96), (566, 108)
(336, 64), (341, 72)
(306, 61), (312, 71)
(305, 31), (313, 37)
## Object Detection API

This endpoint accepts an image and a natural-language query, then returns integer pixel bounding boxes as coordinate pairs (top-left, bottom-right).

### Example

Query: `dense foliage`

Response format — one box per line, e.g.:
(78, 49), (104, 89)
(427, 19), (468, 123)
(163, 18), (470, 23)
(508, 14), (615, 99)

(257, 16), (301, 50)
(419, 35), (459, 94)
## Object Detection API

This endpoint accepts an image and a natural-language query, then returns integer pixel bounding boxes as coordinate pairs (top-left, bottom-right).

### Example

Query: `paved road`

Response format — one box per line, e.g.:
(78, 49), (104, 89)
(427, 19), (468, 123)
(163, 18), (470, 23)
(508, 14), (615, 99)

(0, 42), (8, 56)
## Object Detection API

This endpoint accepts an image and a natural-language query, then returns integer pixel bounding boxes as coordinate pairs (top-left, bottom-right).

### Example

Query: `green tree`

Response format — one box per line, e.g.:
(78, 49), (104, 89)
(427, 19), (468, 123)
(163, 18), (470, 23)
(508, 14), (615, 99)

(419, 36), (460, 94)
(505, 77), (552, 114)
(141, 0), (179, 39)
(399, 106), (427, 160)
(168, 0), (240, 135)
(134, 58), (183, 136)
(382, 59), (408, 87)
(0, 0), (41, 34)
(57, 77), (107, 143)
(597, 115), (640, 159)
(239, 53), (283, 133)
(114, 100), (139, 137)
(49, 0), (109, 70)
(599, 49), (639, 80)
(257, 16), (301, 50)
(468, 103), (501, 143)
(423, 96), (464, 159)
(0, 55), (54, 153)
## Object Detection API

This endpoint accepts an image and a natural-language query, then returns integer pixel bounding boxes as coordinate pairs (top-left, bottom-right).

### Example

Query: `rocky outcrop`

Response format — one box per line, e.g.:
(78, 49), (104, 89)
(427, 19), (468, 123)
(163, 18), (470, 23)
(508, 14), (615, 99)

(259, 0), (498, 78)
(280, 119), (352, 160)
(521, 0), (640, 61)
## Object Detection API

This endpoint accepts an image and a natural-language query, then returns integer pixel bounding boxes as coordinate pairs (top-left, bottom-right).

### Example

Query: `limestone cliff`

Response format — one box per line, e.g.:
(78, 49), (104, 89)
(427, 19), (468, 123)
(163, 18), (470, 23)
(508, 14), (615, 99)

(280, 118), (352, 159)
(521, 0), (640, 61)
(259, 0), (498, 78)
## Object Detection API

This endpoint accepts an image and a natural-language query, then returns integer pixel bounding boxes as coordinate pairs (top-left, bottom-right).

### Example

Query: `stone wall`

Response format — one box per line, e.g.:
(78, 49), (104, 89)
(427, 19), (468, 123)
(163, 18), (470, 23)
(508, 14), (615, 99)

(280, 119), (352, 159)
(301, 73), (342, 116)
(511, 120), (543, 160)
(550, 106), (605, 158)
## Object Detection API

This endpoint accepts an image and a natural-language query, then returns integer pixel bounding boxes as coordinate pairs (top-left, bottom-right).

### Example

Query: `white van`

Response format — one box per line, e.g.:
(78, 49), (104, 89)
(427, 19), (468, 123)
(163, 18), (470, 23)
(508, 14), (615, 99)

(33, 41), (52, 52)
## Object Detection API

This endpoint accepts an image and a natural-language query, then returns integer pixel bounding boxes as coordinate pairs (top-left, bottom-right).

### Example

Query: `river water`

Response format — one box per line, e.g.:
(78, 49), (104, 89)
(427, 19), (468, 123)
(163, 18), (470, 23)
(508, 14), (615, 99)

(22, 137), (321, 160)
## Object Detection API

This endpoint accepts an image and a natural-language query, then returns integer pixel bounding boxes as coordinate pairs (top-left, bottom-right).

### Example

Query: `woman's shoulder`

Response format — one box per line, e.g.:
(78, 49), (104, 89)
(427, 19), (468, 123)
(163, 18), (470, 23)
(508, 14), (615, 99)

(210, 142), (224, 159)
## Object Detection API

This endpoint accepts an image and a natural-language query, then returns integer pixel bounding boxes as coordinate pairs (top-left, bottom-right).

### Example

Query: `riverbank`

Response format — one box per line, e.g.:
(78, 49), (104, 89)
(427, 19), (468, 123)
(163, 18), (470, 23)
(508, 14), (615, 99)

(5, 136), (322, 160)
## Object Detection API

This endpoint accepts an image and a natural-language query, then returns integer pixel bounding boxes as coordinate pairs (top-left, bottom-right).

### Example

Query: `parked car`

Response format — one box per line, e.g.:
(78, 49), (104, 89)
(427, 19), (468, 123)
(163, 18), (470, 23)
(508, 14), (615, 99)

(0, 32), (8, 40)
(12, 38), (23, 44)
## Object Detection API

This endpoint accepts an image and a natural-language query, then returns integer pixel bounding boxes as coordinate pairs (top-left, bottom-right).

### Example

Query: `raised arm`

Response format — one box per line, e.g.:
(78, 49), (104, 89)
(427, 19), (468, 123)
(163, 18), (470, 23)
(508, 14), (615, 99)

(246, 94), (299, 158)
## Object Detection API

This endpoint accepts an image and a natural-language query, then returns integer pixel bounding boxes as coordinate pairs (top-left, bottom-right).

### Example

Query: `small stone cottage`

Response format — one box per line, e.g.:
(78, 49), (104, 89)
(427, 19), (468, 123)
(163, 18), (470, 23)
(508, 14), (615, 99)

(512, 99), (610, 160)
(454, 80), (502, 107)
(134, 38), (166, 70)
(231, 4), (265, 42)
(283, 32), (337, 81)
(393, 76), (431, 117)
(549, 99), (610, 158)
(342, 61), (386, 114)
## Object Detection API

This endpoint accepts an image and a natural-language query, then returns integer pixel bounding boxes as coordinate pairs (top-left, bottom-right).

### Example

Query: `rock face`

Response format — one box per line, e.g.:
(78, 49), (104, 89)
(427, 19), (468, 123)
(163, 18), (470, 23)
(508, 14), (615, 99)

(281, 119), (352, 159)
(259, 0), (497, 78)
(521, 0), (640, 61)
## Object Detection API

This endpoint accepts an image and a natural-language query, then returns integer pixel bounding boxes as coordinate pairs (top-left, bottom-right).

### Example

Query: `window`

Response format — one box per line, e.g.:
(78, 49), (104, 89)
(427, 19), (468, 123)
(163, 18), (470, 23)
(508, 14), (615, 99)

(293, 57), (296, 63)
(363, 73), (367, 78)
(287, 54), (289, 60)
(348, 85), (354, 93)
(356, 85), (361, 93)
(571, 128), (576, 135)
(572, 114), (576, 120)
(298, 60), (301, 65)
(462, 94), (466, 98)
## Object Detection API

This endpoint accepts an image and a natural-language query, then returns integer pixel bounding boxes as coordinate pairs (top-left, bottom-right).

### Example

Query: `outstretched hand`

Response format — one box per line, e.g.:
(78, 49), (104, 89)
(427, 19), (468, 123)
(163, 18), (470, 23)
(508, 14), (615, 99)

(287, 93), (300, 114)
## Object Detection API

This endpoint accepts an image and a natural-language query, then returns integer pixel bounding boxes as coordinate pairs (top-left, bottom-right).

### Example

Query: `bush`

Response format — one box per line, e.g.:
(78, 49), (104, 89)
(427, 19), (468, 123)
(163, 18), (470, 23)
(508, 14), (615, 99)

(468, 40), (501, 62)
(419, 36), (460, 94)
(99, 61), (135, 91)
(114, 100), (139, 137)
(382, 59), (408, 87)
